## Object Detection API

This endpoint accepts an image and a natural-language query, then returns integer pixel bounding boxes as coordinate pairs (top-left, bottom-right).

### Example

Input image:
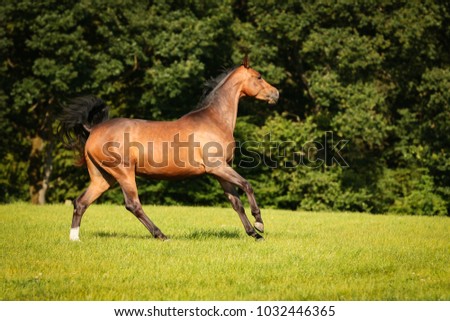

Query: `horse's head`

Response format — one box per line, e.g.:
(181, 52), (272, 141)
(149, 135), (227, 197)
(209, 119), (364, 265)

(238, 55), (279, 104)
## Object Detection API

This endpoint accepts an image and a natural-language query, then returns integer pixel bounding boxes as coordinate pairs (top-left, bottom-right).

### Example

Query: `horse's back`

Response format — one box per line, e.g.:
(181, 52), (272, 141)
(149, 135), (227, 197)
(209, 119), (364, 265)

(87, 117), (175, 143)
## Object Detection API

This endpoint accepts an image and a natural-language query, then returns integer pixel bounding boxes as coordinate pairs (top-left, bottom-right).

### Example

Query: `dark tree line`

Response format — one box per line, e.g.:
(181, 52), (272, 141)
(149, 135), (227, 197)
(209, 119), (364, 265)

(1, 0), (449, 215)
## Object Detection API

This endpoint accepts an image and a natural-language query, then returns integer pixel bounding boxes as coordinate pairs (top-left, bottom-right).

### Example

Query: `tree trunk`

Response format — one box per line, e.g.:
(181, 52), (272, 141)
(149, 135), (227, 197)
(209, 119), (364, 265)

(28, 136), (53, 204)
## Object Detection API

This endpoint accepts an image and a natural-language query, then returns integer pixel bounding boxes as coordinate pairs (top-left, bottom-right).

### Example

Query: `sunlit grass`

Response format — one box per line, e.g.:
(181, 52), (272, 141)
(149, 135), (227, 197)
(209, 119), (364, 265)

(1, 203), (449, 300)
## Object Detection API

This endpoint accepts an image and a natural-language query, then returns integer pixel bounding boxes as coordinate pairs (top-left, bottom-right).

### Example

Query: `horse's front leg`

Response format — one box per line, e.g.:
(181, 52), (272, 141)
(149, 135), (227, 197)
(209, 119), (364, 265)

(210, 166), (264, 240)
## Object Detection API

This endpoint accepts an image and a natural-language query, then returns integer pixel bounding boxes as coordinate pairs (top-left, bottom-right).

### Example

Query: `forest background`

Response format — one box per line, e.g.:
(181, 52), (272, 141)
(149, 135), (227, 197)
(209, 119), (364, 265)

(1, 0), (449, 216)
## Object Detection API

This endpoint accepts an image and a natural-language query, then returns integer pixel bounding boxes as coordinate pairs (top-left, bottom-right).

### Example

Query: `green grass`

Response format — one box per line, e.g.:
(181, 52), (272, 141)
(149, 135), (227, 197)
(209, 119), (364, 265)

(1, 203), (449, 300)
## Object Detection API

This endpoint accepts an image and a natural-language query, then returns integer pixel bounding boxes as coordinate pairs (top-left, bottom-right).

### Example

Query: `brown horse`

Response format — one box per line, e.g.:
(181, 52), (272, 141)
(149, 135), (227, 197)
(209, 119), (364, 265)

(59, 56), (279, 241)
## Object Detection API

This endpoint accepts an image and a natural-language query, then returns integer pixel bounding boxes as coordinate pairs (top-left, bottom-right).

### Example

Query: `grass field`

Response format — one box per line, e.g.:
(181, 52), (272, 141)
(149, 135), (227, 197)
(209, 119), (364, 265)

(1, 203), (449, 300)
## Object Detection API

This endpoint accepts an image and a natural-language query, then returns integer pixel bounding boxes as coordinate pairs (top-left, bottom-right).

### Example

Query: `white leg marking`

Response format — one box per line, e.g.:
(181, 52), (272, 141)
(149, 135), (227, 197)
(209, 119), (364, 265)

(70, 227), (80, 241)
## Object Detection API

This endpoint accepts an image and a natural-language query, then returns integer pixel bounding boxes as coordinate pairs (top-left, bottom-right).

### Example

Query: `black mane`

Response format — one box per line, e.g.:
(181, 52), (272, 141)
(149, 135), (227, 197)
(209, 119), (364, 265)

(196, 67), (237, 110)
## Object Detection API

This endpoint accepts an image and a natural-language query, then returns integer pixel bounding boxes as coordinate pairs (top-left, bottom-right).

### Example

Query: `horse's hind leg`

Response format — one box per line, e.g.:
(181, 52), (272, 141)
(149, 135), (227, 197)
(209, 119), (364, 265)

(70, 160), (113, 241)
(117, 175), (167, 241)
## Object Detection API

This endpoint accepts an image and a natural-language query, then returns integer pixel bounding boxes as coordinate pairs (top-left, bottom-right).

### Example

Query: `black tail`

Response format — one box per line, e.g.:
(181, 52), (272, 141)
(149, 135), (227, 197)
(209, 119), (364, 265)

(58, 96), (109, 165)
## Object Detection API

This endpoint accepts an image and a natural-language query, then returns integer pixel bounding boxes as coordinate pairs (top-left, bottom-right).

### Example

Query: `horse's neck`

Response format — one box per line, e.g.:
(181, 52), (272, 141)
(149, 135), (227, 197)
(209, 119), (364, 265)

(207, 79), (242, 134)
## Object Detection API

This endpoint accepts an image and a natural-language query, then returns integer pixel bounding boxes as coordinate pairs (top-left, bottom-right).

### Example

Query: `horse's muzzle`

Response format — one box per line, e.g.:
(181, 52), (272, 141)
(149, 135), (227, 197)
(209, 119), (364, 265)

(267, 89), (279, 104)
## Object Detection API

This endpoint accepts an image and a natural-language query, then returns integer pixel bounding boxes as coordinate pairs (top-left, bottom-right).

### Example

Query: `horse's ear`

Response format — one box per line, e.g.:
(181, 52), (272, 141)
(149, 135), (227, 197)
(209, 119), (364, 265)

(242, 54), (250, 69)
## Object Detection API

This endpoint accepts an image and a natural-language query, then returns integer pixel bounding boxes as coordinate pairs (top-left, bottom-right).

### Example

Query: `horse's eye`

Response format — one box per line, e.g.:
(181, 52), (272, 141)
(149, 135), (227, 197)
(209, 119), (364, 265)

(257, 74), (262, 80)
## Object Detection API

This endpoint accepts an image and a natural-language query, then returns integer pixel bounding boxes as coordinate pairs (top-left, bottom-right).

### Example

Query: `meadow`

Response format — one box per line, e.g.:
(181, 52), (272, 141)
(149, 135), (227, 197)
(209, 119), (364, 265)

(1, 203), (448, 300)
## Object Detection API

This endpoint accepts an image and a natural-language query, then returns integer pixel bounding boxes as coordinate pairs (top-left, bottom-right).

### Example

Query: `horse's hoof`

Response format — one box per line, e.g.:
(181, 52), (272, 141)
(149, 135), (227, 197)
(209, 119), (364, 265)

(255, 236), (265, 242)
(156, 234), (169, 241)
(69, 235), (80, 241)
(254, 222), (264, 233)
(253, 232), (264, 241)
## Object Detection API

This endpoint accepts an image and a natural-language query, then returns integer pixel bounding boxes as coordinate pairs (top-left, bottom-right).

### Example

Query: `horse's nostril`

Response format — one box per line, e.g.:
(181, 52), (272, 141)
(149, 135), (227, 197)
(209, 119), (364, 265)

(269, 90), (279, 103)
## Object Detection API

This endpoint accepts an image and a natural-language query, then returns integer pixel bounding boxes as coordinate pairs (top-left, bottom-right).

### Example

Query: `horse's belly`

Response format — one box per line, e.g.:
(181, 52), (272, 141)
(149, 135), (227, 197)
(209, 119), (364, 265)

(135, 162), (206, 180)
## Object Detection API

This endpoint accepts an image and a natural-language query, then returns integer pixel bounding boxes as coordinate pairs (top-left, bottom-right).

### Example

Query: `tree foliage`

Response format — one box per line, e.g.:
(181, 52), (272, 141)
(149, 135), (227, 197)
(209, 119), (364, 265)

(1, 0), (449, 215)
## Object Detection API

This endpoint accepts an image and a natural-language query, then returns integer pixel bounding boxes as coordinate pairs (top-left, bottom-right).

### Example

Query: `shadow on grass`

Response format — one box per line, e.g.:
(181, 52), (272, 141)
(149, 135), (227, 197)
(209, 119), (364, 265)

(92, 229), (242, 241)
(180, 229), (242, 240)
(92, 231), (151, 240)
